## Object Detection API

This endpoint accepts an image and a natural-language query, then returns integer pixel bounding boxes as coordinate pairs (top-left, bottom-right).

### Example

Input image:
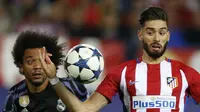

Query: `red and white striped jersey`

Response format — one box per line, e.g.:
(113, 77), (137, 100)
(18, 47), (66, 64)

(96, 58), (200, 112)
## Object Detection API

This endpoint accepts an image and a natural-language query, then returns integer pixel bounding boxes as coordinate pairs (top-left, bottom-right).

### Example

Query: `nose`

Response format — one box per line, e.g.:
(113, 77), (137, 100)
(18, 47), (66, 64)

(33, 60), (42, 70)
(154, 32), (160, 42)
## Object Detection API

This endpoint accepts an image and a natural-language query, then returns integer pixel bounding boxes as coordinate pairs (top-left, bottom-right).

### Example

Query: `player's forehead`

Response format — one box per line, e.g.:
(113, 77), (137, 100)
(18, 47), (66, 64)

(24, 48), (44, 58)
(143, 20), (168, 31)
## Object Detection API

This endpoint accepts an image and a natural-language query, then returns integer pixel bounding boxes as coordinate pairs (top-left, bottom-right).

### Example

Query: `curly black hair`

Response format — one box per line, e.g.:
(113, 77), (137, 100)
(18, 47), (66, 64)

(12, 31), (65, 69)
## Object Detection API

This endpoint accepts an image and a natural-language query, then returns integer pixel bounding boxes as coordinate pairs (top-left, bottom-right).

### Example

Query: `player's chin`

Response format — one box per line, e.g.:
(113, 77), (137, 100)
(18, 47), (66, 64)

(32, 82), (43, 87)
(32, 78), (43, 82)
(31, 79), (45, 86)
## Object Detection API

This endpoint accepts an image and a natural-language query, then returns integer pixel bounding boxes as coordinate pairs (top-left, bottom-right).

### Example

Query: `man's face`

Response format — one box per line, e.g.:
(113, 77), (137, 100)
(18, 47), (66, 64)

(138, 20), (170, 59)
(21, 48), (47, 87)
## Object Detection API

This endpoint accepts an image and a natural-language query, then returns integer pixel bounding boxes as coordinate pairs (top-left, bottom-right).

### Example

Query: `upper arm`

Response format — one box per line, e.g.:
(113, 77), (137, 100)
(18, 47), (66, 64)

(95, 65), (123, 102)
(181, 63), (200, 103)
(188, 70), (200, 103)
(81, 64), (125, 112)
(83, 92), (108, 112)
(3, 93), (16, 112)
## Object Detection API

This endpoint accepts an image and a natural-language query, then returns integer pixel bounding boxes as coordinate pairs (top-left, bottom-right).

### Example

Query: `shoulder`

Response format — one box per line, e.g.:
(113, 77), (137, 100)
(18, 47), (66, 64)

(108, 59), (137, 74)
(8, 80), (27, 97)
(3, 80), (27, 112)
(115, 59), (137, 69)
(101, 59), (137, 85)
(6, 79), (28, 103)
(170, 59), (194, 70)
(59, 77), (87, 101)
(170, 59), (199, 75)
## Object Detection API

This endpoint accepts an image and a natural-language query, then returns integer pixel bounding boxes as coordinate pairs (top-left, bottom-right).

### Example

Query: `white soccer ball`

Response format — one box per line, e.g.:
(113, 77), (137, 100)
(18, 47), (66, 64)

(64, 44), (104, 84)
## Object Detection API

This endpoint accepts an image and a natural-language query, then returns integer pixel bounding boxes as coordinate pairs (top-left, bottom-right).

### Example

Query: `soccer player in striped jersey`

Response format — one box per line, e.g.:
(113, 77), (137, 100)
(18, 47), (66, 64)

(41, 6), (200, 112)
(3, 31), (87, 112)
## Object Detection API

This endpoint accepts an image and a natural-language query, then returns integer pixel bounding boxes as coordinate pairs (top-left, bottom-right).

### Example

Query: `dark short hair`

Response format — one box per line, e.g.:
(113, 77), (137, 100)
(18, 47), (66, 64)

(12, 31), (65, 69)
(139, 6), (168, 27)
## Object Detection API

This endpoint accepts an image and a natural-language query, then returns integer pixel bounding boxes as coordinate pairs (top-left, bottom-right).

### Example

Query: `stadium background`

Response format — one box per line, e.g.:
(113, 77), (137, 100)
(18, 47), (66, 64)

(0, 0), (200, 111)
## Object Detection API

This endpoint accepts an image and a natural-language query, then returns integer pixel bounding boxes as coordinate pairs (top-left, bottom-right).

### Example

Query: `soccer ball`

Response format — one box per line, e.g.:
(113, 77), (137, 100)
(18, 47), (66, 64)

(64, 44), (104, 84)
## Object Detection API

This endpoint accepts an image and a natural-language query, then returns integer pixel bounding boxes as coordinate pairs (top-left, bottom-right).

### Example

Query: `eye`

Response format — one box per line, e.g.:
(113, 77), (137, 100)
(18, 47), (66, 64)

(160, 31), (167, 36)
(147, 31), (153, 36)
(26, 60), (34, 65)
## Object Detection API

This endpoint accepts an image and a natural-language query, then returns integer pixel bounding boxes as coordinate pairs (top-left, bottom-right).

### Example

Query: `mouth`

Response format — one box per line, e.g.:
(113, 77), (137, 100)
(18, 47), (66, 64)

(151, 44), (161, 51)
(32, 73), (42, 79)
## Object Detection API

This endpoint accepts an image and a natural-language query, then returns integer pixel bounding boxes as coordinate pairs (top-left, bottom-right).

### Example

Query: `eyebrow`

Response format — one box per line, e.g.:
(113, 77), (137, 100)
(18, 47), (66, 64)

(25, 56), (33, 59)
(146, 27), (168, 31)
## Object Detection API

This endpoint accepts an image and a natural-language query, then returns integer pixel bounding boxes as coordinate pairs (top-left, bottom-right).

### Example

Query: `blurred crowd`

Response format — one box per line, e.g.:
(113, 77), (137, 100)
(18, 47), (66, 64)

(0, 0), (200, 60)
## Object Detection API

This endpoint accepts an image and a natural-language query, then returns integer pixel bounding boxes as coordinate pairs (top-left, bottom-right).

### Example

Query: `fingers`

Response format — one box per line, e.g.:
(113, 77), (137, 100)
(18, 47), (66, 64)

(38, 48), (47, 69)
(39, 47), (53, 65)
(46, 54), (53, 64)
(38, 47), (56, 78)
(47, 53), (52, 57)
(44, 47), (53, 64)
(42, 47), (46, 60)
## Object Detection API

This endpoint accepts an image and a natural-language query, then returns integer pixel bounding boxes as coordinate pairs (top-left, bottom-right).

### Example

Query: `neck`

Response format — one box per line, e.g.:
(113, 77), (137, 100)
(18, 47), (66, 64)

(142, 50), (165, 64)
(26, 79), (49, 93)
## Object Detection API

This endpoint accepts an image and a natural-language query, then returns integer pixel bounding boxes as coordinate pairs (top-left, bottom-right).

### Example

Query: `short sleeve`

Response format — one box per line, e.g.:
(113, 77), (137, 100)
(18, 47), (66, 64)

(181, 63), (200, 104)
(96, 66), (123, 102)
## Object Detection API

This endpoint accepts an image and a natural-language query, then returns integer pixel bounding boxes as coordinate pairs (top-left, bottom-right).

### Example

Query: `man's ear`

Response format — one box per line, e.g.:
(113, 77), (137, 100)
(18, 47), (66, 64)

(167, 31), (170, 41)
(138, 29), (143, 41)
(18, 64), (24, 75)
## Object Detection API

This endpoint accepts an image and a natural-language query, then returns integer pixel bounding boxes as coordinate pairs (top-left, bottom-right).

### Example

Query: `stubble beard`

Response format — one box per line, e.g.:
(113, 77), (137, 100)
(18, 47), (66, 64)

(142, 40), (168, 59)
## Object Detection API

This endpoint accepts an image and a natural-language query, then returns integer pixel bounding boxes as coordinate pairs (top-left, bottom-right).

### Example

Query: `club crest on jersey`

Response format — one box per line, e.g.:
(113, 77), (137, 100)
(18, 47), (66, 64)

(57, 99), (66, 112)
(21, 108), (29, 112)
(167, 77), (178, 89)
(19, 95), (30, 108)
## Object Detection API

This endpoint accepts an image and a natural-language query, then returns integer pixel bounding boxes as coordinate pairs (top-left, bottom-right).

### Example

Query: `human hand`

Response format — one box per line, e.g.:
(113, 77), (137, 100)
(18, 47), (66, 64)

(38, 47), (57, 79)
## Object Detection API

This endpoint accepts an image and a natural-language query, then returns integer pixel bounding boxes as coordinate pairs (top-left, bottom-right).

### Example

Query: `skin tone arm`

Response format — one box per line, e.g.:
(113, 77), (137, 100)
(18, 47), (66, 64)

(38, 47), (108, 112)
(53, 81), (108, 112)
